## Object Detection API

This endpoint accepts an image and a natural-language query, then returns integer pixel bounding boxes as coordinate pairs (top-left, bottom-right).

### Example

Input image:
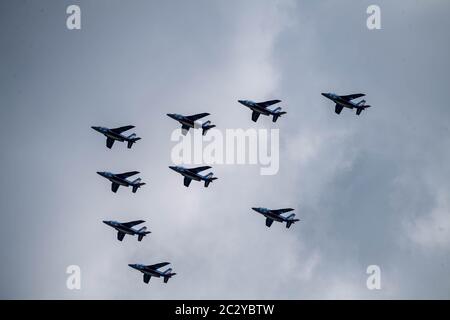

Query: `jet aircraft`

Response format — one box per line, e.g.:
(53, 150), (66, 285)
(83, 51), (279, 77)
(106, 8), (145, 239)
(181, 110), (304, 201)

(91, 125), (141, 149)
(128, 262), (176, 284)
(167, 113), (215, 135)
(252, 207), (300, 228)
(169, 165), (217, 187)
(103, 220), (151, 241)
(321, 93), (371, 115)
(97, 171), (145, 193)
(238, 99), (286, 123)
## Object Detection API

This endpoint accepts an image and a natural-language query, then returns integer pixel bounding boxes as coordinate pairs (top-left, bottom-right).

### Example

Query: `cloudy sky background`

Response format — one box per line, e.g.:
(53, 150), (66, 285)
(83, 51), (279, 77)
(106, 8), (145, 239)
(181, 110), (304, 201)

(1, 0), (450, 299)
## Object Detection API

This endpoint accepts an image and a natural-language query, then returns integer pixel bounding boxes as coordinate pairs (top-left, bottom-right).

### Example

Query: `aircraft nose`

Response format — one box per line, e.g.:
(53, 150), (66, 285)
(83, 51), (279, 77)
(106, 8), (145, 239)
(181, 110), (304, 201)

(102, 220), (109, 224)
(238, 100), (245, 104)
(321, 93), (330, 98)
(168, 166), (177, 171)
(251, 207), (259, 212)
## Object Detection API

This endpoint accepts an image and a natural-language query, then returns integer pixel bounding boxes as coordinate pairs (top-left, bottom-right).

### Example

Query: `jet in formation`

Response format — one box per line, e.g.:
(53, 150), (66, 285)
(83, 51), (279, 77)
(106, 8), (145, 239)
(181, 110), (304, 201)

(321, 93), (371, 115)
(252, 207), (300, 228)
(97, 171), (145, 193)
(167, 112), (215, 135)
(238, 99), (287, 123)
(103, 220), (151, 241)
(129, 262), (176, 284)
(91, 125), (141, 149)
(169, 165), (217, 187)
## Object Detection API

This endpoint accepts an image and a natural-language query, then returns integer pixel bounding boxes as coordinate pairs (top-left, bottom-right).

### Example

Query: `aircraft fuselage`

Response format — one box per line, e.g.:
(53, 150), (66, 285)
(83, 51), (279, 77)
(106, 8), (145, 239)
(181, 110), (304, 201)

(169, 167), (202, 181)
(239, 100), (271, 115)
(322, 93), (357, 109)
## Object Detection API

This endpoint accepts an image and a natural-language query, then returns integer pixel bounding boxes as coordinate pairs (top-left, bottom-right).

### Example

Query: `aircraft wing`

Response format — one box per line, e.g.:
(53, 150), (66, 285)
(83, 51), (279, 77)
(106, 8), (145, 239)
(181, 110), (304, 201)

(271, 208), (294, 215)
(335, 104), (344, 114)
(251, 111), (260, 122)
(266, 218), (274, 227)
(184, 177), (192, 187)
(341, 94), (365, 101)
(111, 183), (120, 193)
(143, 274), (151, 283)
(147, 262), (170, 270)
(106, 137), (115, 149)
(116, 171), (139, 179)
(186, 113), (210, 121)
(111, 125), (135, 133)
(117, 231), (125, 241)
(259, 100), (281, 107)
(189, 166), (212, 173)
(122, 220), (145, 228)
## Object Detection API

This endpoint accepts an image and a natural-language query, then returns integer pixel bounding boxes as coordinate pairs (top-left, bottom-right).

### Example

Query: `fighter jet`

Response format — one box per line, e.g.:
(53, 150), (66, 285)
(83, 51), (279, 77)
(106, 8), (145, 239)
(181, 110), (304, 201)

(238, 99), (286, 123)
(169, 165), (217, 187)
(103, 220), (151, 241)
(252, 207), (300, 228)
(97, 171), (145, 193)
(167, 113), (215, 135)
(128, 262), (176, 284)
(321, 93), (371, 115)
(91, 125), (141, 149)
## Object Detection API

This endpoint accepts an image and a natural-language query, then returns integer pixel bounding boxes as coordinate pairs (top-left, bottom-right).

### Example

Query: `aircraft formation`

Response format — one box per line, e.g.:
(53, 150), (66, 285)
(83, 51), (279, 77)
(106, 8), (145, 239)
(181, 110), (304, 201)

(91, 93), (372, 285)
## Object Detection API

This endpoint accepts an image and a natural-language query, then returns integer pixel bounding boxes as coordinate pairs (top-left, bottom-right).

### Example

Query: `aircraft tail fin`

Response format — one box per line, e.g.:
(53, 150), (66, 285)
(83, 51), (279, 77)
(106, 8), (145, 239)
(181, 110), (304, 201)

(272, 107), (286, 122)
(202, 121), (216, 136)
(127, 133), (141, 148)
(137, 226), (151, 241)
(131, 178), (146, 193)
(285, 213), (300, 229)
(163, 269), (176, 283)
(204, 173), (218, 188)
(356, 105), (370, 116)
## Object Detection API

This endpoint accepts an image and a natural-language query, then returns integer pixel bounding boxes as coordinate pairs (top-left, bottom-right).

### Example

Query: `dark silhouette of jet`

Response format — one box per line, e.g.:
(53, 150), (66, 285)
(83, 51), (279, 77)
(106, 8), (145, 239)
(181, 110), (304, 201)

(169, 165), (217, 187)
(91, 125), (141, 149)
(321, 93), (371, 115)
(103, 220), (151, 241)
(252, 207), (300, 228)
(167, 113), (215, 135)
(238, 99), (286, 122)
(97, 171), (145, 193)
(129, 262), (176, 284)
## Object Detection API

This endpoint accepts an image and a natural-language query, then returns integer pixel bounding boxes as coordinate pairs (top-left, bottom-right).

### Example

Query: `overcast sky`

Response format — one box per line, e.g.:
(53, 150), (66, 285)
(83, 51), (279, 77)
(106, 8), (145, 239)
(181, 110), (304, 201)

(1, 0), (450, 299)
